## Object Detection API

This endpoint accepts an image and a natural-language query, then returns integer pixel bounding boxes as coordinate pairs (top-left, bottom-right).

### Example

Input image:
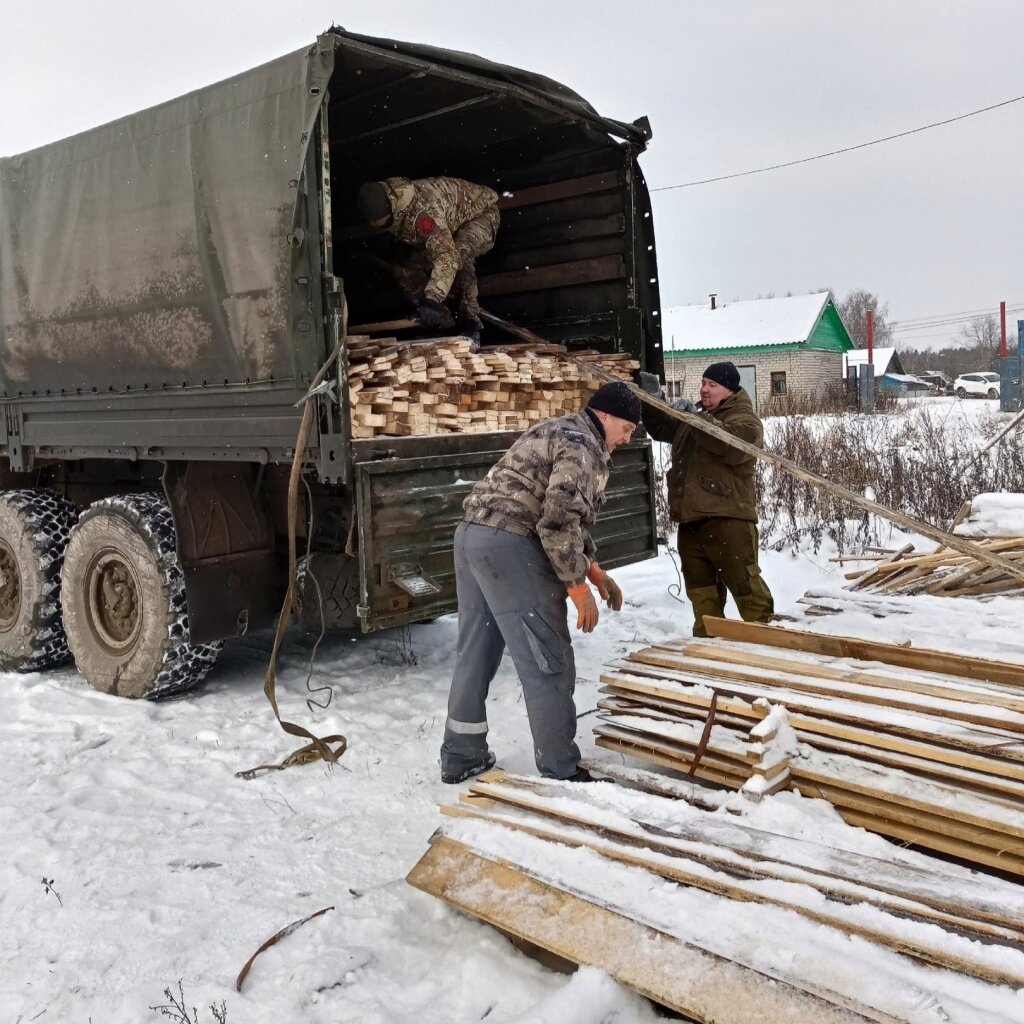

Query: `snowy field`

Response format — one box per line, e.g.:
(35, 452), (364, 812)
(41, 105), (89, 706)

(3, 395), (1023, 1023)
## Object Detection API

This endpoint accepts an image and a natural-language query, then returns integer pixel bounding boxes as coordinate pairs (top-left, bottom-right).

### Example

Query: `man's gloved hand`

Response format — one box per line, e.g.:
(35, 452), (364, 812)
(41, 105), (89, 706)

(567, 582), (600, 632)
(417, 298), (447, 329)
(637, 371), (663, 397)
(586, 561), (623, 611)
(671, 397), (698, 413)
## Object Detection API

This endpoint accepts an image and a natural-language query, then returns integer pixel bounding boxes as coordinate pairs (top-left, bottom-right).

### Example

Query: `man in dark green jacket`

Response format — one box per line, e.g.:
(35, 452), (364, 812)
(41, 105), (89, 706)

(640, 361), (774, 637)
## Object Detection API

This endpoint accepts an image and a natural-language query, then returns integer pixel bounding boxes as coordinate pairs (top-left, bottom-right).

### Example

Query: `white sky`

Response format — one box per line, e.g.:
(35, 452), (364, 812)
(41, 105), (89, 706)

(3, 1), (1023, 349)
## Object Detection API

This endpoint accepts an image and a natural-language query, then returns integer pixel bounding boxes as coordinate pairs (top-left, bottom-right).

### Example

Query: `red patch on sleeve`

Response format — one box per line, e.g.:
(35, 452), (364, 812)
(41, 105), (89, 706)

(415, 214), (437, 235)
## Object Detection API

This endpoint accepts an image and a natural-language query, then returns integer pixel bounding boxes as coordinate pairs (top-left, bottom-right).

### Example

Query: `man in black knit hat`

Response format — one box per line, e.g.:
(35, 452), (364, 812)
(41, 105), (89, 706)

(639, 361), (775, 638)
(439, 381), (639, 784)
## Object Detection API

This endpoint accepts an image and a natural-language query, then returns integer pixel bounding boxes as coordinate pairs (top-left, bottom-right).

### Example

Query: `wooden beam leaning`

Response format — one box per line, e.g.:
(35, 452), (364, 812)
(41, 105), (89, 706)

(478, 308), (1024, 585)
(580, 355), (1024, 586)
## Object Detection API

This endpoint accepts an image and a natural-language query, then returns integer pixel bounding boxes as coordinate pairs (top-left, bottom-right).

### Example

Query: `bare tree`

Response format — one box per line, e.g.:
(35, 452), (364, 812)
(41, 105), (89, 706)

(837, 289), (894, 349)
(957, 315), (1001, 371)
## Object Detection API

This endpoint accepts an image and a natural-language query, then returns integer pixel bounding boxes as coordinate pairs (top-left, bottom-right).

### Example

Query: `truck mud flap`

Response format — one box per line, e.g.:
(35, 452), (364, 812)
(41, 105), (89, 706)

(354, 441), (657, 632)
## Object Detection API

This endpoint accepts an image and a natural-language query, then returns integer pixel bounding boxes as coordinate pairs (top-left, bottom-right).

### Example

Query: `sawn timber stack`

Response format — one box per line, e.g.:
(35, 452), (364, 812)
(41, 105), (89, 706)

(408, 767), (1024, 1023)
(345, 333), (638, 438)
(597, 617), (1024, 875)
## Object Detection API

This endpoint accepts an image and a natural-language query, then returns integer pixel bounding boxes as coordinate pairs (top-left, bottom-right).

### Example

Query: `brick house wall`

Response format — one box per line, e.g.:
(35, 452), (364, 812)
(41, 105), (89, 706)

(663, 348), (845, 414)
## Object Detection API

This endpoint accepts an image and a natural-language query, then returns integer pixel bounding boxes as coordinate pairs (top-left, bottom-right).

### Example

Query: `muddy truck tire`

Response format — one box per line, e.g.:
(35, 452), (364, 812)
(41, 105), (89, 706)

(61, 493), (222, 699)
(0, 490), (78, 671)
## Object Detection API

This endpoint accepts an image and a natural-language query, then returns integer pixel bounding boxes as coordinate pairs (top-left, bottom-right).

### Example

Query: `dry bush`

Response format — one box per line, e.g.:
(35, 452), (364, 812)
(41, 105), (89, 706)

(757, 407), (1024, 554)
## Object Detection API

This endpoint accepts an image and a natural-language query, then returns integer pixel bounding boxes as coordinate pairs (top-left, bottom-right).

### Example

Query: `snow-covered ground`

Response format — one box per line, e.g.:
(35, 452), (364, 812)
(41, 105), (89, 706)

(3, 397), (1022, 1023)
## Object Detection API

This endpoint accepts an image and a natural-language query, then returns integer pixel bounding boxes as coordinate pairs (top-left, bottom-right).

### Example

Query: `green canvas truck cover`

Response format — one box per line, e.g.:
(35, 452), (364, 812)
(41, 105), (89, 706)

(0, 28), (650, 397)
(0, 44), (332, 394)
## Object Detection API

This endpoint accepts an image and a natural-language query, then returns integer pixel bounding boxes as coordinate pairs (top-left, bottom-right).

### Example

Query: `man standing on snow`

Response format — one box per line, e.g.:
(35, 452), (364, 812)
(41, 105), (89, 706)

(356, 176), (500, 342)
(439, 381), (640, 785)
(639, 361), (774, 638)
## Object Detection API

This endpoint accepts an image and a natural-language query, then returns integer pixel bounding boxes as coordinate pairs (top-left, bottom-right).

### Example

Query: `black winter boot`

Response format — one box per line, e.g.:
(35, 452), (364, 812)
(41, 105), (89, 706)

(441, 751), (496, 785)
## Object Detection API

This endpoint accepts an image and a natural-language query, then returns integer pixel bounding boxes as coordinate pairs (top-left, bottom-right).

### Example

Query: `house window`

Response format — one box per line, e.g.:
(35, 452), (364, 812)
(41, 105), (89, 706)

(771, 371), (788, 396)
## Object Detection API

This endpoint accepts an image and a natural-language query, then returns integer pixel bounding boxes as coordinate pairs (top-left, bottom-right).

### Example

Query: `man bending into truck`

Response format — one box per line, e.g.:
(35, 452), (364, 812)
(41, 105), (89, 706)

(357, 176), (500, 342)
(439, 381), (641, 785)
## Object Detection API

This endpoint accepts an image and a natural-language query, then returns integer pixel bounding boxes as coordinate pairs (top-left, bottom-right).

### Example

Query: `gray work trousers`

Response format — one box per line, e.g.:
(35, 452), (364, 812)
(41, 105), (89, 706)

(440, 521), (581, 779)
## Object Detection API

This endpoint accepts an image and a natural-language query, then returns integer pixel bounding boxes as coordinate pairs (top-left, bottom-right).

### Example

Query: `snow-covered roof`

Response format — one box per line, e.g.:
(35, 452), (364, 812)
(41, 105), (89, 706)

(662, 292), (831, 352)
(844, 347), (898, 374)
(881, 372), (928, 387)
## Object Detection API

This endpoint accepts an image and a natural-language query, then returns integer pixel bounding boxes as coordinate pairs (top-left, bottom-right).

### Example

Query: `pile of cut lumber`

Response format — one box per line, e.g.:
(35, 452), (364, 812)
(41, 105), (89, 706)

(842, 537), (1024, 597)
(409, 766), (1024, 1022)
(597, 617), (1024, 874)
(345, 334), (638, 438)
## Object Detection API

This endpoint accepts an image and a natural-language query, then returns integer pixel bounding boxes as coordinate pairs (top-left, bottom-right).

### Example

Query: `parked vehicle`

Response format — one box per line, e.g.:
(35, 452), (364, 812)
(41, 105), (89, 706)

(916, 370), (953, 395)
(0, 29), (664, 697)
(954, 373), (1001, 399)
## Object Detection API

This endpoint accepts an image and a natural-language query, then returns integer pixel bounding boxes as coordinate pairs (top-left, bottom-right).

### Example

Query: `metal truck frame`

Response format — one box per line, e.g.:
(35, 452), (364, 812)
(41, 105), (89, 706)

(0, 28), (664, 697)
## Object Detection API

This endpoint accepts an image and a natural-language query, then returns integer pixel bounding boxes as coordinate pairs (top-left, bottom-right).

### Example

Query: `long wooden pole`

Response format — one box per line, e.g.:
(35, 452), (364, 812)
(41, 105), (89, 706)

(478, 311), (1024, 586)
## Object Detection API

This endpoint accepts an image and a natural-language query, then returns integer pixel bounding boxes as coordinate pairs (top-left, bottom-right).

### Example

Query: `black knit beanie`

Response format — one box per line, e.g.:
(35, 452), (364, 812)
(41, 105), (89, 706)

(356, 181), (393, 223)
(587, 381), (642, 424)
(703, 361), (740, 393)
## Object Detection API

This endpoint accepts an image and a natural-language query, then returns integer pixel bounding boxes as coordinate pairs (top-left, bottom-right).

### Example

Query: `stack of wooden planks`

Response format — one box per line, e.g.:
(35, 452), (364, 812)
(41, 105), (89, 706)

(345, 334), (638, 438)
(409, 766), (1024, 1022)
(596, 617), (1024, 874)
(841, 537), (1024, 598)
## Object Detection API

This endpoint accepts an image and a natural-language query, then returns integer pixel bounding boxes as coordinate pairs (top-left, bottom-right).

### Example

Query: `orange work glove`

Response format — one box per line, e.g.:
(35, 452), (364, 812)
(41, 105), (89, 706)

(567, 582), (599, 633)
(587, 561), (623, 611)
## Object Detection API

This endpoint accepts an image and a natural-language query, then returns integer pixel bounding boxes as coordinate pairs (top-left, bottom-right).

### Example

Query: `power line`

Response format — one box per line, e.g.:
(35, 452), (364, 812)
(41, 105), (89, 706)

(650, 92), (1024, 192)
(892, 306), (1024, 333)
(891, 301), (1024, 328)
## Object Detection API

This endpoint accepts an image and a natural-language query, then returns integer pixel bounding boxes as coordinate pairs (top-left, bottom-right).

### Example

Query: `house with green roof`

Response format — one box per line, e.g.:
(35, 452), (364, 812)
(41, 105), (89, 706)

(661, 292), (854, 413)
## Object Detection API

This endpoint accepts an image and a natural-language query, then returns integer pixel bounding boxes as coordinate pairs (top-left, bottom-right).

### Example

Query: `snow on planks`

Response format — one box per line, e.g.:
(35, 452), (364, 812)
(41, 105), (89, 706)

(596, 617), (1024, 874)
(408, 769), (1024, 1023)
(345, 333), (638, 438)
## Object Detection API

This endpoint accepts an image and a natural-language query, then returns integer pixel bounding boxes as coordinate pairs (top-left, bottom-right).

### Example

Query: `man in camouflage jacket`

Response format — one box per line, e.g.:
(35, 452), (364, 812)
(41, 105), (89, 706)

(357, 176), (500, 340)
(640, 360), (775, 638)
(439, 381), (641, 784)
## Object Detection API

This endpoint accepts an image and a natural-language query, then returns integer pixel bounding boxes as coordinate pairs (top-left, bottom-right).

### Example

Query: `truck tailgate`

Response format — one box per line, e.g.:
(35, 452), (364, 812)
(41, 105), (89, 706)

(354, 439), (657, 631)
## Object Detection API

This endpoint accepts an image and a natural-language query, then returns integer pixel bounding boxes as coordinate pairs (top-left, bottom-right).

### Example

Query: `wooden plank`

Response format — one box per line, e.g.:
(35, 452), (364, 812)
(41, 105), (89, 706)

(628, 647), (1024, 732)
(829, 805), (1024, 877)
(579, 356), (1024, 586)
(602, 668), (1024, 769)
(488, 770), (1024, 936)
(478, 255), (624, 297)
(347, 318), (420, 334)
(448, 793), (1024, 978)
(497, 171), (624, 210)
(408, 838), (893, 1024)
(673, 639), (1024, 707)
(703, 617), (1024, 687)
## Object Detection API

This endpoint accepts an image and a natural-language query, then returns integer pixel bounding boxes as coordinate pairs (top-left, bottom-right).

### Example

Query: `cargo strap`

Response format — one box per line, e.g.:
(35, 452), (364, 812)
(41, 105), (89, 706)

(237, 300), (350, 779)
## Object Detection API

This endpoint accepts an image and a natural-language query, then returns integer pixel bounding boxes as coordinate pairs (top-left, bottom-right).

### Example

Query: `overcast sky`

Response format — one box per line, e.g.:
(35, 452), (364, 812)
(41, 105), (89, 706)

(3, 1), (1022, 349)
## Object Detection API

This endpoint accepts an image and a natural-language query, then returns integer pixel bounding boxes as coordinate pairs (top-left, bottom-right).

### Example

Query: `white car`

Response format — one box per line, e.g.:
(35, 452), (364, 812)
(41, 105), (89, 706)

(954, 372), (1000, 399)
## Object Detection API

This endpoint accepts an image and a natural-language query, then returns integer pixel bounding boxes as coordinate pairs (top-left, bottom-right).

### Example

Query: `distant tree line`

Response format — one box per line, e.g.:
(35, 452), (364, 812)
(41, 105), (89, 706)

(836, 289), (1018, 378)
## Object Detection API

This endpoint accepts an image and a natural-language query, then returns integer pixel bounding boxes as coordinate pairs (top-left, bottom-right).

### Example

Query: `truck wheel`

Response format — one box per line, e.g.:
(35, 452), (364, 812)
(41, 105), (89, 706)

(296, 553), (361, 630)
(61, 493), (222, 699)
(0, 490), (78, 671)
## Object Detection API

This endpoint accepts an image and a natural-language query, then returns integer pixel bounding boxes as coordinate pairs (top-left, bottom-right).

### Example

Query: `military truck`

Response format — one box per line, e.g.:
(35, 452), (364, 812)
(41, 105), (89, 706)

(0, 28), (663, 698)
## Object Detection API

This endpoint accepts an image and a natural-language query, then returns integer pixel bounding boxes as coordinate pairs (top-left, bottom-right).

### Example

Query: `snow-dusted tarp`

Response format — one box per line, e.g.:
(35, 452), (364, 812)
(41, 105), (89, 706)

(0, 43), (332, 392)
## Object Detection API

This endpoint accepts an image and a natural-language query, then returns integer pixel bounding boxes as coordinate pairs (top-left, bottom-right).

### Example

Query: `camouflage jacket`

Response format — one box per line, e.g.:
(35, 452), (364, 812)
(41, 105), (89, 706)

(381, 176), (499, 302)
(642, 388), (762, 524)
(462, 410), (611, 586)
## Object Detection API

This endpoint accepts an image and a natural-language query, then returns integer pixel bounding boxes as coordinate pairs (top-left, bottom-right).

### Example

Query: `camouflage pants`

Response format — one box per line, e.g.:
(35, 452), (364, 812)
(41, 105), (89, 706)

(393, 207), (499, 326)
(677, 517), (774, 638)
